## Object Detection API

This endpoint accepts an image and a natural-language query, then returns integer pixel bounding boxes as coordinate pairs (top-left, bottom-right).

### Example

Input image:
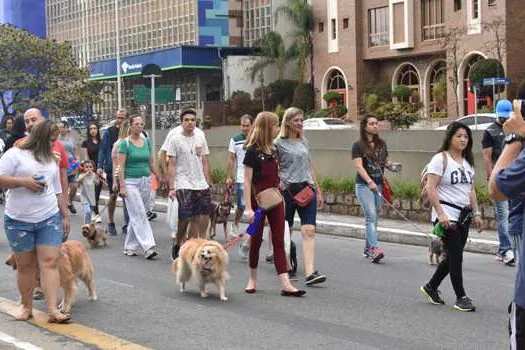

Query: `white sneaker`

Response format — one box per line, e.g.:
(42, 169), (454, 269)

(503, 250), (515, 265)
(95, 216), (102, 223)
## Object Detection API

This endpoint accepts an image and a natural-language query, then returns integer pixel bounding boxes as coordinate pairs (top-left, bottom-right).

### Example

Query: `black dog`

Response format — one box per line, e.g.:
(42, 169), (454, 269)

(429, 239), (446, 265)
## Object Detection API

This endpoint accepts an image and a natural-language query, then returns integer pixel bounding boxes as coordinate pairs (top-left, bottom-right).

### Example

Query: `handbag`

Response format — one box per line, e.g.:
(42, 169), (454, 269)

(255, 187), (284, 210)
(289, 185), (315, 207)
(381, 177), (393, 204)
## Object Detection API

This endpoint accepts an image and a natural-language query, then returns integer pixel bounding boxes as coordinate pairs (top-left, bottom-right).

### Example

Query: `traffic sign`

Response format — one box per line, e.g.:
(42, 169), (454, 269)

(483, 77), (510, 86)
(133, 85), (175, 103)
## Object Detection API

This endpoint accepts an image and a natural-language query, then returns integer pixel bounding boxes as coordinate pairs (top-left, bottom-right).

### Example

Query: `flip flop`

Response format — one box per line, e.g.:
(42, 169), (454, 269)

(48, 311), (71, 324)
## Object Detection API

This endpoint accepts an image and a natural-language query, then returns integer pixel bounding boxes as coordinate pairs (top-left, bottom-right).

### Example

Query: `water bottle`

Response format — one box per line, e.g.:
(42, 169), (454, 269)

(246, 208), (265, 237)
(33, 171), (47, 193)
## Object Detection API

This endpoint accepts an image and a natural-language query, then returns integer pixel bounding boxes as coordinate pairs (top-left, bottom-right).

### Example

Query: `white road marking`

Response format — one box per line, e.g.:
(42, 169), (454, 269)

(100, 278), (134, 288)
(0, 331), (43, 350)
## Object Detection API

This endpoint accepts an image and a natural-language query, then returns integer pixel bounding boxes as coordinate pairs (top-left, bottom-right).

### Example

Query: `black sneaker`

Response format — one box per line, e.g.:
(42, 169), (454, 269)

(420, 284), (445, 305)
(305, 271), (327, 286)
(147, 211), (157, 221)
(288, 270), (298, 281)
(171, 244), (180, 262)
(454, 296), (476, 312)
(122, 225), (128, 235)
(68, 203), (77, 214)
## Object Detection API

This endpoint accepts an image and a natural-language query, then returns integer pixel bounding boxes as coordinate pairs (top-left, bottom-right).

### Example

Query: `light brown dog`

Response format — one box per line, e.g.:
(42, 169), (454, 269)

(81, 223), (108, 248)
(208, 201), (234, 240)
(172, 238), (229, 301)
(5, 240), (97, 313)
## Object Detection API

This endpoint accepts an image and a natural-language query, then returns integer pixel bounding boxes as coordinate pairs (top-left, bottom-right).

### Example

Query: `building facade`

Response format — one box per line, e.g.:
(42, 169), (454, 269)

(312, 0), (525, 120)
(46, 0), (244, 122)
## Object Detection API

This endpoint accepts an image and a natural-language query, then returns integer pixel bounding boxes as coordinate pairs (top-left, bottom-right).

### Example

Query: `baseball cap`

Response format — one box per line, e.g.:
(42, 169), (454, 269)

(496, 99), (513, 118)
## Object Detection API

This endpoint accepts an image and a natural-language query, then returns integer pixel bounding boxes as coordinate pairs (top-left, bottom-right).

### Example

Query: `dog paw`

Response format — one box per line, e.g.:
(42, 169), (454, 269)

(220, 296), (228, 301)
(200, 291), (209, 298)
(179, 283), (185, 293)
(89, 294), (98, 301)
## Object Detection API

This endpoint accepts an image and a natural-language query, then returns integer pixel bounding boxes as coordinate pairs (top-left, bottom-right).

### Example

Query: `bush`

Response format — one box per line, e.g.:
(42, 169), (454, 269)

(468, 59), (506, 95)
(392, 182), (420, 199)
(475, 184), (491, 205)
(293, 83), (315, 113)
(432, 76), (447, 111)
(431, 111), (447, 119)
(275, 104), (286, 122)
(268, 80), (298, 108)
(392, 85), (412, 102)
(323, 91), (344, 103)
(320, 177), (355, 193)
(364, 83), (392, 102)
(375, 102), (421, 129)
(211, 167), (227, 184)
(364, 93), (379, 112)
(312, 105), (348, 119)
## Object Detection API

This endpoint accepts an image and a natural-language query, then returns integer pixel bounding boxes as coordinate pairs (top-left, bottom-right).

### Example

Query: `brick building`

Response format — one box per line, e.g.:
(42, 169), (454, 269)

(312, 0), (525, 120)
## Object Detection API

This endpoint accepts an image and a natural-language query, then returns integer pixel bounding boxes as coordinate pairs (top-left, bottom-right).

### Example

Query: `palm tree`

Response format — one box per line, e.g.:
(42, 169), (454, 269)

(276, 0), (314, 85)
(249, 31), (290, 82)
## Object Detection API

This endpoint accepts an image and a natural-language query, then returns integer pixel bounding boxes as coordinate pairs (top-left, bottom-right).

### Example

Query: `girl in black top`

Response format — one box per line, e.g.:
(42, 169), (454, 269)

(82, 123), (102, 215)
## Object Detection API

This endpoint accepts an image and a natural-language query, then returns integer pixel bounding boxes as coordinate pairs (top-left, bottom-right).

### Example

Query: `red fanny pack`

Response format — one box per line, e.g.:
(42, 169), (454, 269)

(290, 185), (315, 207)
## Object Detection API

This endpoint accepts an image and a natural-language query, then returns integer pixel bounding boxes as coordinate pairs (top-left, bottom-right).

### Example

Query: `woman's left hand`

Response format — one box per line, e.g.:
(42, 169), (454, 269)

(317, 193), (324, 210)
(473, 216), (483, 233)
(62, 217), (70, 238)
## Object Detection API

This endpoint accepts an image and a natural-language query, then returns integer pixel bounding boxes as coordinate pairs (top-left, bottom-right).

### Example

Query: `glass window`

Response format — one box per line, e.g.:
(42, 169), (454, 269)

(422, 0), (445, 41)
(368, 7), (389, 47)
(331, 19), (337, 40)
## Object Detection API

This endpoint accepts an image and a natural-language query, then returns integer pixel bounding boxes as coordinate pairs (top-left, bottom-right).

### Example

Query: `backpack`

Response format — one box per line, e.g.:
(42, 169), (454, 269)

(419, 152), (448, 210)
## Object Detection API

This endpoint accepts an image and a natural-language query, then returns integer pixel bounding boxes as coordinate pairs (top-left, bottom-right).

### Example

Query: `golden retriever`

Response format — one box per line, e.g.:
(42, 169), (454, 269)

(81, 223), (108, 248)
(172, 239), (229, 301)
(5, 240), (97, 313)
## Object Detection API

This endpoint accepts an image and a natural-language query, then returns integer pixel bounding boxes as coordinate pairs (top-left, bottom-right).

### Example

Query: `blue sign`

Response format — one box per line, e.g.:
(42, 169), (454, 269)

(483, 77), (510, 86)
(88, 46), (222, 80)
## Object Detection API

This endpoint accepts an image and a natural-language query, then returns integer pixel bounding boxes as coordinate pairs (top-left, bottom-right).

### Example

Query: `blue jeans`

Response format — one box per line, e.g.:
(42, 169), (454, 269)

(235, 182), (245, 211)
(355, 183), (383, 248)
(495, 200), (512, 255)
(82, 201), (96, 224)
(4, 212), (63, 253)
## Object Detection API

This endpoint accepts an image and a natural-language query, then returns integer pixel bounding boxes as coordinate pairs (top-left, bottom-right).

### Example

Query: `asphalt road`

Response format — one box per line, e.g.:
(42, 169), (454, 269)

(0, 209), (517, 349)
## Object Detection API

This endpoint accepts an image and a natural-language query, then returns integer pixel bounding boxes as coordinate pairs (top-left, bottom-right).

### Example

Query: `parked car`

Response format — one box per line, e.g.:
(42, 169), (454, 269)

(303, 118), (353, 130)
(435, 113), (497, 130)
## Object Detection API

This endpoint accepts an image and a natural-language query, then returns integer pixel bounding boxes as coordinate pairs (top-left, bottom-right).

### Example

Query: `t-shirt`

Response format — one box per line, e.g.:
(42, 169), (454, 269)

(79, 173), (97, 206)
(481, 122), (505, 165)
(161, 125), (205, 152)
(228, 132), (247, 184)
(494, 147), (525, 308)
(118, 138), (152, 179)
(166, 131), (209, 190)
(0, 148), (61, 222)
(508, 199), (524, 237)
(81, 140), (100, 168)
(242, 146), (279, 187)
(15, 136), (68, 169)
(274, 137), (314, 187)
(351, 142), (388, 185)
(427, 152), (475, 222)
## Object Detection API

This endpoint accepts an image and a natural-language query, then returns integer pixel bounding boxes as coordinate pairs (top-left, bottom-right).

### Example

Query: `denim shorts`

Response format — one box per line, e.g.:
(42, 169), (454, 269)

(284, 186), (317, 228)
(4, 212), (63, 253)
(235, 183), (246, 210)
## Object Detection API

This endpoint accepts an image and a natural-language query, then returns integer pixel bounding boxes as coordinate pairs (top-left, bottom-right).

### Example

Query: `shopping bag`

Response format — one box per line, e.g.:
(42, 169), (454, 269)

(166, 197), (179, 231)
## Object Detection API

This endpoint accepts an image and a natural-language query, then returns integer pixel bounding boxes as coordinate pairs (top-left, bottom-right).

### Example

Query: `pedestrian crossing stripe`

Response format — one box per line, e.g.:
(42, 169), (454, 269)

(0, 297), (151, 350)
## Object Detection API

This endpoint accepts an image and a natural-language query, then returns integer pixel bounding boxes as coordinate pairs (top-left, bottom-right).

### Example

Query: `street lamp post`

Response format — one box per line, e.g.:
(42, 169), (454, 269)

(115, 0), (122, 110)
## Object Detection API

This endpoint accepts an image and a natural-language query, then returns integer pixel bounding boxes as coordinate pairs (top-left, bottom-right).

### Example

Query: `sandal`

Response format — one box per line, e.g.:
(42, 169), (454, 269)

(48, 311), (71, 324)
(15, 307), (33, 321)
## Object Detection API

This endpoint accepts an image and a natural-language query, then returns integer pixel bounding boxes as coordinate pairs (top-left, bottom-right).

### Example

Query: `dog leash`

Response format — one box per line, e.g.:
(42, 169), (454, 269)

(222, 234), (245, 249)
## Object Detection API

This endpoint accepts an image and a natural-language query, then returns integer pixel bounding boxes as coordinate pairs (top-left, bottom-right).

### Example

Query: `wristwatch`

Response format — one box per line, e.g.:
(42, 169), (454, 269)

(504, 133), (525, 145)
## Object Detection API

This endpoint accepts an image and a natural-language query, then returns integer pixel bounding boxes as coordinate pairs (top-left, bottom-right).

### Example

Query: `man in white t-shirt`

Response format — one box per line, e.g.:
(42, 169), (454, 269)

(167, 109), (213, 260)
(226, 114), (253, 258)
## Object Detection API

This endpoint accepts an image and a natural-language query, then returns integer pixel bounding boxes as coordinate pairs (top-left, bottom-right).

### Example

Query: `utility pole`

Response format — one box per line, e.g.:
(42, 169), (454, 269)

(115, 0), (122, 109)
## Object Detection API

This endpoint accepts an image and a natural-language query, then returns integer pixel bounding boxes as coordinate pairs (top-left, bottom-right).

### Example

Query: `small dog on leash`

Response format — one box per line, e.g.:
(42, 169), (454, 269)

(209, 201), (233, 240)
(172, 238), (229, 301)
(429, 239), (446, 265)
(5, 240), (97, 314)
(81, 223), (108, 248)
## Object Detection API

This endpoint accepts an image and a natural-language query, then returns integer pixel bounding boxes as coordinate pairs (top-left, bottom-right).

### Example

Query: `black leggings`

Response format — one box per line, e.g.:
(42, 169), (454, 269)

(93, 181), (103, 215)
(428, 223), (469, 299)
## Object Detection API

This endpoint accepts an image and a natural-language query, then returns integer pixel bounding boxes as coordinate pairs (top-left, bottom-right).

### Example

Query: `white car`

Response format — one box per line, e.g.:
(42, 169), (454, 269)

(435, 113), (497, 130)
(303, 118), (353, 130)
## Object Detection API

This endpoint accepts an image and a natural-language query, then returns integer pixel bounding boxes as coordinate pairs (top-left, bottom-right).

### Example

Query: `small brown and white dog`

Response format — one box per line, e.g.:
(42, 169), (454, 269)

(81, 223), (108, 248)
(5, 240), (97, 313)
(208, 201), (233, 240)
(172, 238), (229, 301)
(429, 239), (446, 265)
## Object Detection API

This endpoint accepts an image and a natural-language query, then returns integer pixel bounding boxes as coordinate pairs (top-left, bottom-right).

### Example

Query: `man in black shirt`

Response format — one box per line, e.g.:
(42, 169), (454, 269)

(482, 100), (513, 264)
(97, 109), (127, 235)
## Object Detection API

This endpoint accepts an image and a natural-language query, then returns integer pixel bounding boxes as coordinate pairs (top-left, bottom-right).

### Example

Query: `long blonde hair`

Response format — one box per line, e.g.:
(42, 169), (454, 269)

(278, 107), (304, 139)
(245, 112), (279, 154)
(19, 120), (59, 163)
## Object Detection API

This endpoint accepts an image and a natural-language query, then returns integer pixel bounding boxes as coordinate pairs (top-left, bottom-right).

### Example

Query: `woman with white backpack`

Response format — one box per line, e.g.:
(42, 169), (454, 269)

(420, 122), (484, 312)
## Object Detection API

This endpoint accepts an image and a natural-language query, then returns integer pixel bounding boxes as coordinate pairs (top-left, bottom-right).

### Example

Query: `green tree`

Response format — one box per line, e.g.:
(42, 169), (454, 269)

(276, 0), (314, 85)
(0, 24), (102, 117)
(250, 32), (291, 82)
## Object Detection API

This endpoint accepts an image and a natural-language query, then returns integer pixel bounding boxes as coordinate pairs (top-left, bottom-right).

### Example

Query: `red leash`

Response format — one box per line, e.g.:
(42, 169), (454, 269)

(222, 233), (245, 249)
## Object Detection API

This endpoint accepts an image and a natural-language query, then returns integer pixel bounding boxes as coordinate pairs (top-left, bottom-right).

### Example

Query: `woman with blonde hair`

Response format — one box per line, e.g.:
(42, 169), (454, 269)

(275, 107), (326, 285)
(243, 111), (305, 296)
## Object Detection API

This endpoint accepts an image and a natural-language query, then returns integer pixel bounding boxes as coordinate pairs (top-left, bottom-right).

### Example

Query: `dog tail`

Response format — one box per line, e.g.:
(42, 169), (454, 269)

(171, 258), (180, 274)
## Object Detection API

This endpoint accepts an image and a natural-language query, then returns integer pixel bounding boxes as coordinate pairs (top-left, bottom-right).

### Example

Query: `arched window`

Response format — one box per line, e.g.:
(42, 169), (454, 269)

(463, 54), (484, 114)
(327, 69), (346, 90)
(429, 61), (446, 112)
(395, 64), (420, 103)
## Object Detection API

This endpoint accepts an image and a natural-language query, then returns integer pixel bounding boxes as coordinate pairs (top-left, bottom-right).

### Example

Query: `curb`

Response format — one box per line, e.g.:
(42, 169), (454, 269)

(88, 195), (499, 255)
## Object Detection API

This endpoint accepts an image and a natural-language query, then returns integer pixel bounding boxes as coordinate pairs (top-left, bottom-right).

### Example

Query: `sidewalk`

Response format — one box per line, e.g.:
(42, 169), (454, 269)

(92, 192), (500, 255)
